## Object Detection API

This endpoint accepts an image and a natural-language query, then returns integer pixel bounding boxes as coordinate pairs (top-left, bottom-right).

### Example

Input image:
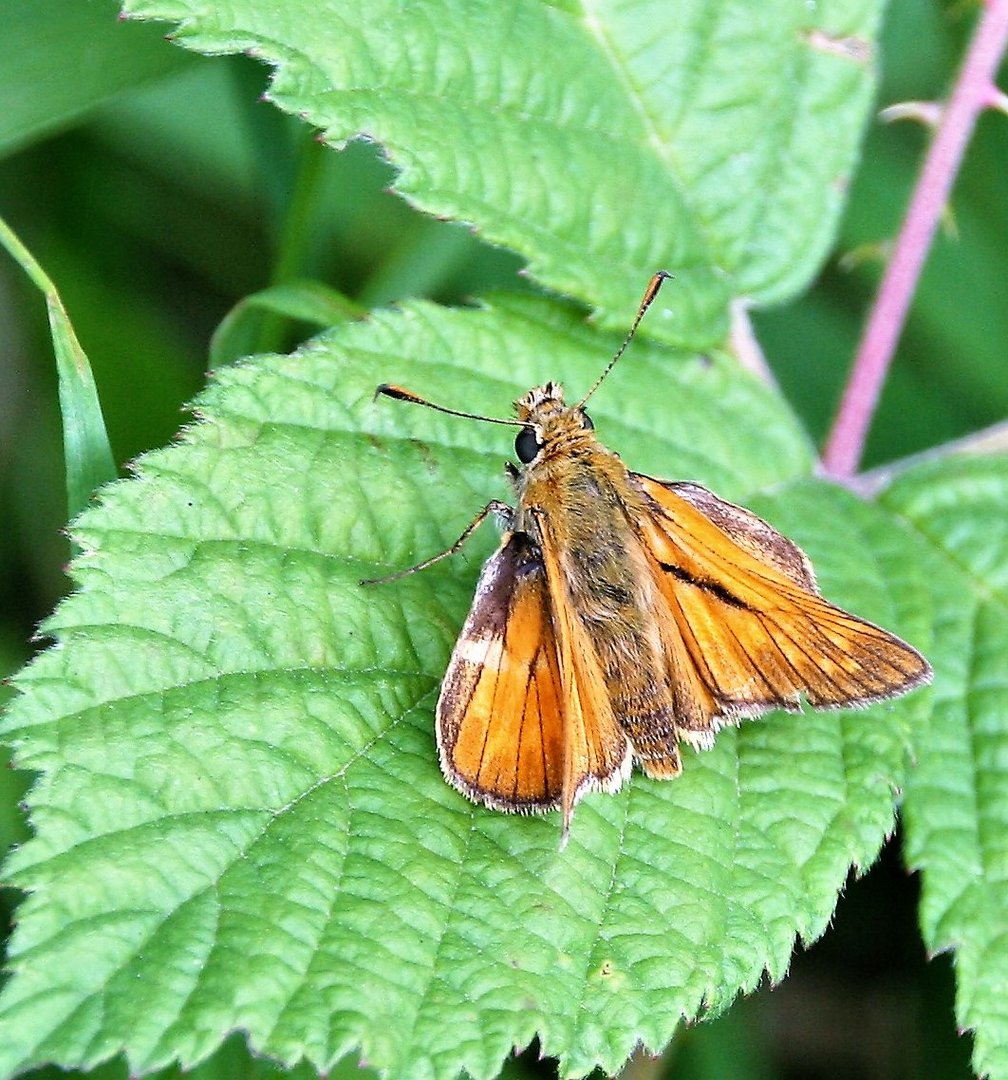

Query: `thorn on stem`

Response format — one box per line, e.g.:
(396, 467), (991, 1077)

(879, 100), (943, 128)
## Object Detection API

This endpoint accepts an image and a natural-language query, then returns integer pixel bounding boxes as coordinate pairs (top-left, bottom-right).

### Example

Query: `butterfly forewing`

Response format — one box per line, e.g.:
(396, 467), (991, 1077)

(436, 531), (566, 811)
(630, 474), (931, 715)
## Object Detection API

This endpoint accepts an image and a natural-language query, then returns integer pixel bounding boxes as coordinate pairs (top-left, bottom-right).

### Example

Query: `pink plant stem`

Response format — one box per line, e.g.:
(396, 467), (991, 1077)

(821, 0), (1008, 479)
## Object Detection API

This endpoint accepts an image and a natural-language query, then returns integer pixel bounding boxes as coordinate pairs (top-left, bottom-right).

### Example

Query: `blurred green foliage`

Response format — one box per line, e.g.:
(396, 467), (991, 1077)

(754, 1), (1008, 465)
(0, 0), (1002, 1077)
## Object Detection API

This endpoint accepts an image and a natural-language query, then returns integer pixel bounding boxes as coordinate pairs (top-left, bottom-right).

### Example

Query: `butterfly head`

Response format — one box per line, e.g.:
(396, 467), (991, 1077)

(513, 381), (595, 464)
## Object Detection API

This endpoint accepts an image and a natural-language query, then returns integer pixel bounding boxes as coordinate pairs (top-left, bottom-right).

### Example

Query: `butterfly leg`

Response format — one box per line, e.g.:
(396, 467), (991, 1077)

(361, 500), (513, 585)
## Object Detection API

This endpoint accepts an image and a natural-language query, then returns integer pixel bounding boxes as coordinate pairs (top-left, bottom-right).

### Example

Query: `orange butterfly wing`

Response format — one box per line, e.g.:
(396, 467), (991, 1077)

(436, 527), (632, 833)
(629, 474), (931, 731)
(436, 531), (566, 812)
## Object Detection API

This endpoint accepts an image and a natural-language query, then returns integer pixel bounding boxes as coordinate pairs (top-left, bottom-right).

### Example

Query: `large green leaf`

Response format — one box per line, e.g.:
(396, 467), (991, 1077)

(0, 296), (933, 1079)
(121, 0), (883, 344)
(881, 456), (1008, 1080)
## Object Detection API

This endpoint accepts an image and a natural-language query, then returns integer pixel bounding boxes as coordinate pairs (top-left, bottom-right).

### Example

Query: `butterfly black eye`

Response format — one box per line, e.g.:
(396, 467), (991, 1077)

(515, 427), (541, 463)
(581, 411), (594, 430)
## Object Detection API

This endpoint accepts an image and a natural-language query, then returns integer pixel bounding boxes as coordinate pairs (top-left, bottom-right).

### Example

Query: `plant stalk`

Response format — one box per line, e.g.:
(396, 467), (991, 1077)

(822, 0), (1008, 478)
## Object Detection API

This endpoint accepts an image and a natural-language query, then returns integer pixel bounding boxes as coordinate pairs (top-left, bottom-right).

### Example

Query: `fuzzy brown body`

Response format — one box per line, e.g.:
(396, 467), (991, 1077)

(424, 379), (933, 840)
(511, 386), (682, 776)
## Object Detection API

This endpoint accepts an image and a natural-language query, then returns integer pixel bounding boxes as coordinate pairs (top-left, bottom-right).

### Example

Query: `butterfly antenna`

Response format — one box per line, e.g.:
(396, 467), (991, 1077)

(373, 384), (524, 426)
(576, 270), (673, 410)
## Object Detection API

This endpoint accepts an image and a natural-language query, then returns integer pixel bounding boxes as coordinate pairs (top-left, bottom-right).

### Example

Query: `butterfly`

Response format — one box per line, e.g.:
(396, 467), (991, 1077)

(366, 273), (932, 843)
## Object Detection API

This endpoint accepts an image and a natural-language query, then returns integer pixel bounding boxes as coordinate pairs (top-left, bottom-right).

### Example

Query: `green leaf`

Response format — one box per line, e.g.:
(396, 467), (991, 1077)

(881, 455), (1008, 1080)
(121, 0), (883, 344)
(0, 215), (116, 521)
(0, 297), (932, 1079)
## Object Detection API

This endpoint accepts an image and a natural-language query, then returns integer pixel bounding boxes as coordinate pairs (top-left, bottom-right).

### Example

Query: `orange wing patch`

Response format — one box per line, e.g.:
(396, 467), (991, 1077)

(437, 531), (566, 812)
(631, 474), (931, 725)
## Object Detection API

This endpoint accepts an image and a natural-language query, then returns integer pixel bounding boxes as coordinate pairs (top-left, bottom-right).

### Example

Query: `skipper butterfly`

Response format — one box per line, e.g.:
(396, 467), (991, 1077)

(366, 274), (932, 843)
